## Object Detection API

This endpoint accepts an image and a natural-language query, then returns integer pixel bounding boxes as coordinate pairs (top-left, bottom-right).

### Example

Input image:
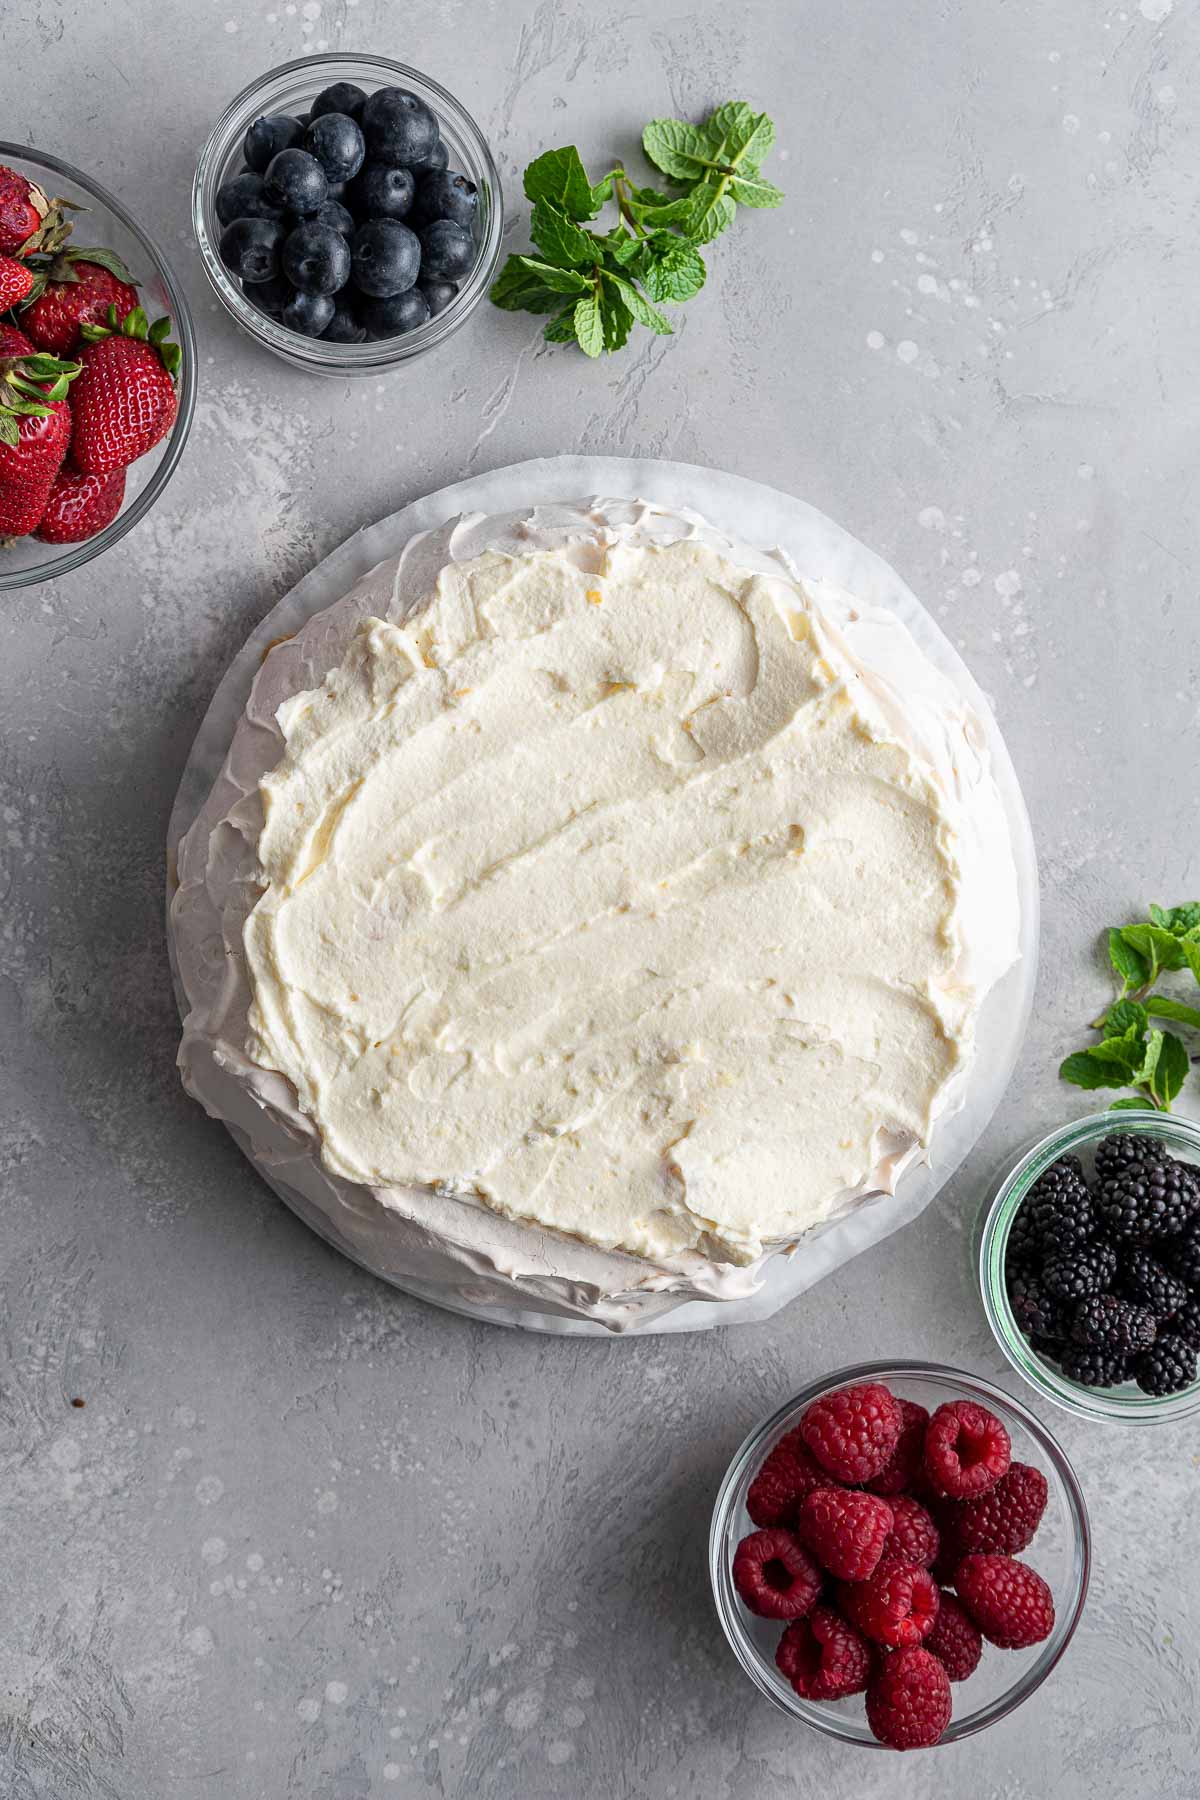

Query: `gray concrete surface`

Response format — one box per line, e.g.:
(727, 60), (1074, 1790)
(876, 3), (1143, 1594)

(3, 0), (1199, 1794)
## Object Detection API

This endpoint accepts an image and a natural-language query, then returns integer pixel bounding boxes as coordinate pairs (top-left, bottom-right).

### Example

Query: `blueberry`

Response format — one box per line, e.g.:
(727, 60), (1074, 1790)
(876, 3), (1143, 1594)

(215, 171), (283, 226)
(412, 169), (478, 228)
(362, 288), (430, 338)
(361, 87), (440, 166)
(310, 81), (367, 123)
(220, 215), (286, 282)
(263, 147), (328, 216)
(312, 198), (355, 238)
(244, 271), (293, 319)
(350, 162), (415, 221)
(243, 113), (305, 172)
(418, 218), (475, 279)
(418, 277), (458, 317)
(281, 289), (336, 337)
(303, 112), (366, 184)
(350, 218), (421, 297)
(412, 138), (449, 174)
(282, 220), (352, 295)
(321, 299), (368, 343)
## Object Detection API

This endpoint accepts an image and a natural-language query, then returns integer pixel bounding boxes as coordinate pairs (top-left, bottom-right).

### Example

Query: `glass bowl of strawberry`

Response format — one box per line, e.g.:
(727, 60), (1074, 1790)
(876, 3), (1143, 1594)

(710, 1363), (1090, 1749)
(0, 144), (195, 590)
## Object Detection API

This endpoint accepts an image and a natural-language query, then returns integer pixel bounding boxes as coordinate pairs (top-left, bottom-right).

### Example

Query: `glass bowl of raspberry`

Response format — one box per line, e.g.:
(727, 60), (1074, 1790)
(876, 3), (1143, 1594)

(709, 1363), (1090, 1748)
(980, 1110), (1200, 1424)
(0, 143), (196, 591)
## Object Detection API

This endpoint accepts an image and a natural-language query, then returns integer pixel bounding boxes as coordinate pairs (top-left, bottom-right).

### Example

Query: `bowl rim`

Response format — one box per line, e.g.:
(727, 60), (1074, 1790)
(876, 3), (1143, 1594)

(978, 1108), (1200, 1424)
(708, 1359), (1091, 1746)
(0, 140), (197, 590)
(192, 52), (504, 373)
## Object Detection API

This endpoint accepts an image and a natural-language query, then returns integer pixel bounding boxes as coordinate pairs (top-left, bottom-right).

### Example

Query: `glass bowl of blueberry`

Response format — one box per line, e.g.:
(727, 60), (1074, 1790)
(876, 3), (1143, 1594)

(193, 53), (503, 372)
(980, 1110), (1200, 1423)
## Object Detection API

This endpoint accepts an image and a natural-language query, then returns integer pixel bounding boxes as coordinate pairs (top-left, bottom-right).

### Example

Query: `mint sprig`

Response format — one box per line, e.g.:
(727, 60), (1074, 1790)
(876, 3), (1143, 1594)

(490, 105), (782, 358)
(1060, 904), (1200, 1110)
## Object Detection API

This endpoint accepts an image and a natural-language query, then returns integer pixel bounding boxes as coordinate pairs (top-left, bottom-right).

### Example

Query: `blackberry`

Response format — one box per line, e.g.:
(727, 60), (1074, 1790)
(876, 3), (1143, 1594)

(1093, 1131), (1170, 1185)
(1043, 1241), (1118, 1303)
(1025, 1158), (1096, 1257)
(1096, 1160), (1200, 1243)
(1004, 1204), (1043, 1277)
(1007, 1271), (1070, 1345)
(1172, 1296), (1200, 1351)
(1135, 1334), (1198, 1398)
(1070, 1294), (1157, 1356)
(1059, 1343), (1132, 1388)
(1122, 1250), (1188, 1320)
(1168, 1219), (1200, 1290)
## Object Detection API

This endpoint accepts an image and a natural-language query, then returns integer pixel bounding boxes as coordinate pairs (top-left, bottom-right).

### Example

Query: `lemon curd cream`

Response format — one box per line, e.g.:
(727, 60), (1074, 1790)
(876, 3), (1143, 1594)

(171, 499), (1020, 1328)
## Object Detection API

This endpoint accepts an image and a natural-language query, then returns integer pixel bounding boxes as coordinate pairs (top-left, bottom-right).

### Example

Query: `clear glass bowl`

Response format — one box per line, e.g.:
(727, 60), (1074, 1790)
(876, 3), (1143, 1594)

(709, 1361), (1090, 1746)
(979, 1108), (1200, 1424)
(193, 54), (503, 375)
(0, 143), (196, 591)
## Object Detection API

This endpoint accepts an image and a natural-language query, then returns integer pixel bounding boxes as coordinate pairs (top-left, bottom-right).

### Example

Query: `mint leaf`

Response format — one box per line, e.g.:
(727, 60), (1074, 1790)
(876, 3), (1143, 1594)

(598, 285), (633, 352)
(523, 147), (598, 219)
(1145, 995), (1200, 1031)
(529, 200), (595, 268)
(1151, 1030), (1190, 1108)
(1108, 927), (1150, 994)
(600, 270), (672, 335)
(510, 255), (592, 294)
(490, 256), (575, 313)
(573, 290), (605, 357)
(1150, 902), (1200, 935)
(729, 171), (785, 208)
(1109, 1097), (1154, 1111)
(1104, 998), (1149, 1038)
(590, 172), (616, 210)
(635, 195), (697, 229)
(636, 233), (706, 303)
(1089, 1026), (1147, 1075)
(1183, 938), (1200, 986)
(543, 307), (578, 343)
(1121, 923), (1187, 981)
(679, 181), (738, 244)
(642, 117), (715, 183)
(1130, 1030), (1164, 1089)
(1060, 1049), (1136, 1091)
(708, 102), (775, 169)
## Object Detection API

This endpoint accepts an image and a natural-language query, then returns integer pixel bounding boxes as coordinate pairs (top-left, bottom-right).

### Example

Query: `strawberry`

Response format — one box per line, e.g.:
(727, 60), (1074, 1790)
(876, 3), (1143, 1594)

(33, 458), (125, 544)
(0, 342), (81, 538)
(0, 323), (34, 358)
(21, 249), (139, 356)
(0, 254), (34, 309)
(0, 164), (69, 257)
(70, 304), (181, 476)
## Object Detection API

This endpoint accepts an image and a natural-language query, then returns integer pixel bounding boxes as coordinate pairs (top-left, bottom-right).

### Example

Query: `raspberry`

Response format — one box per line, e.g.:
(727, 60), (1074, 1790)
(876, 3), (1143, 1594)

(798, 1381), (903, 1484)
(1097, 1160), (1200, 1243)
(1043, 1241), (1118, 1302)
(948, 1461), (1048, 1557)
(1169, 1218), (1200, 1290)
(924, 1400), (1011, 1499)
(930, 1536), (964, 1590)
(1007, 1271), (1071, 1346)
(923, 1590), (983, 1682)
(775, 1603), (873, 1701)
(1094, 1131), (1169, 1185)
(1071, 1294), (1157, 1356)
(797, 1486), (894, 1582)
(881, 1495), (939, 1568)
(864, 1398), (929, 1496)
(1058, 1343), (1131, 1388)
(732, 1528), (822, 1619)
(1135, 1333), (1197, 1397)
(956, 1553), (1055, 1648)
(840, 1558), (940, 1648)
(1025, 1157), (1096, 1256)
(865, 1646), (952, 1750)
(746, 1428), (829, 1527)
(1122, 1249), (1187, 1320)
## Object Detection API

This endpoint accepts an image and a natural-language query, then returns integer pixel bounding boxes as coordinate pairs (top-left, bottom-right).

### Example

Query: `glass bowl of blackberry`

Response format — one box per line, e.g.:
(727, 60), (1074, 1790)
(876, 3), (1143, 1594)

(709, 1363), (1090, 1748)
(980, 1110), (1200, 1423)
(193, 54), (503, 373)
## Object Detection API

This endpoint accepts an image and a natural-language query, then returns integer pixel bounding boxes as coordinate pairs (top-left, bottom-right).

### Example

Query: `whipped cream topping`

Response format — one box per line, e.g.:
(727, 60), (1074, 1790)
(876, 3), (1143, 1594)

(171, 499), (1020, 1328)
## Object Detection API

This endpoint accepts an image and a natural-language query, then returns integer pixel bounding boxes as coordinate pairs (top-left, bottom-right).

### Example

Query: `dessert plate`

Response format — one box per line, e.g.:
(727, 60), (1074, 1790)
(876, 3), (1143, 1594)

(167, 456), (1038, 1336)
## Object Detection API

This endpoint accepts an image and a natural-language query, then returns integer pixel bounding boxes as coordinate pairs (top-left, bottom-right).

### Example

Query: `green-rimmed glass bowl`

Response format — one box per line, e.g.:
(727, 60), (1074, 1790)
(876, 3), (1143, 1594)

(979, 1108), (1200, 1424)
